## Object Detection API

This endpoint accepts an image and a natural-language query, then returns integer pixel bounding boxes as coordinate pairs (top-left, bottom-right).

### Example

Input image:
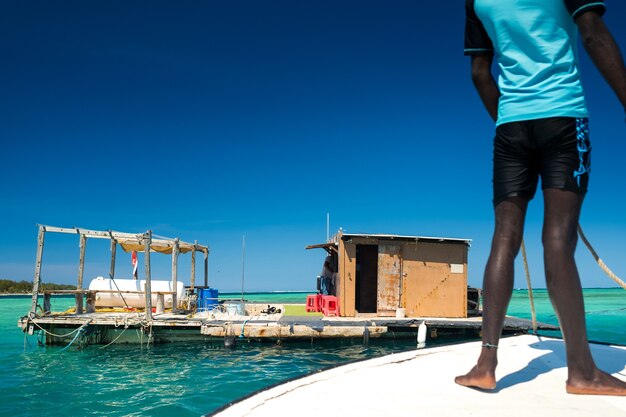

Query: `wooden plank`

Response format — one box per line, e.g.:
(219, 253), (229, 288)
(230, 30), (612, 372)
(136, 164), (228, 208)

(144, 231), (152, 321)
(109, 239), (117, 279)
(377, 245), (402, 316)
(190, 246), (196, 289)
(86, 291), (96, 313)
(204, 248), (208, 288)
(339, 238), (357, 317)
(305, 243), (339, 253)
(76, 234), (87, 314)
(156, 294), (165, 314)
(43, 293), (51, 314)
(201, 324), (388, 338)
(30, 225), (46, 314)
(42, 289), (174, 295)
(172, 238), (179, 309)
(37, 225), (208, 252)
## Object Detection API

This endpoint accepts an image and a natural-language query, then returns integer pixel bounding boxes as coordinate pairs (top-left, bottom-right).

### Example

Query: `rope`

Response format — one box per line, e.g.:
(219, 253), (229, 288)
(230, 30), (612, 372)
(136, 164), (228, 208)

(520, 239), (538, 333)
(99, 325), (129, 349)
(146, 325), (153, 348)
(518, 224), (624, 336)
(108, 273), (130, 309)
(240, 318), (251, 338)
(30, 320), (86, 338)
(578, 224), (626, 290)
(59, 328), (84, 352)
(23, 332), (31, 351)
(58, 322), (91, 352)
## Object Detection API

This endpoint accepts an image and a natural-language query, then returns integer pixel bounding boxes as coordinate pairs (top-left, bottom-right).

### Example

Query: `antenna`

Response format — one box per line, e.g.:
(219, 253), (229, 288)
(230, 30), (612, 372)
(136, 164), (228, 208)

(326, 212), (330, 242)
(241, 235), (245, 301)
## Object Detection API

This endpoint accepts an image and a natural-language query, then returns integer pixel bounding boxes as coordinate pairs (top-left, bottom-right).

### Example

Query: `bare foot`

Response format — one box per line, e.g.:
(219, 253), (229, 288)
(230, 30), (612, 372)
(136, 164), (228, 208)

(455, 365), (497, 390)
(566, 369), (626, 396)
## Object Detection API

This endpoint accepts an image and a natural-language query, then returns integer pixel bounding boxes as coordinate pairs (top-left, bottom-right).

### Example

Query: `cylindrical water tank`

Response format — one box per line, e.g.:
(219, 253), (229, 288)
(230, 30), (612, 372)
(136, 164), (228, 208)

(88, 277), (184, 308)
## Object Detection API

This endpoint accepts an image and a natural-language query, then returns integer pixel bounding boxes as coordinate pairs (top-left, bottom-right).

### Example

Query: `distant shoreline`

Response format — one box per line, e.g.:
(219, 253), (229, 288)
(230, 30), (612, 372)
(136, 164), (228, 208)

(0, 293), (33, 297)
(2, 287), (622, 297)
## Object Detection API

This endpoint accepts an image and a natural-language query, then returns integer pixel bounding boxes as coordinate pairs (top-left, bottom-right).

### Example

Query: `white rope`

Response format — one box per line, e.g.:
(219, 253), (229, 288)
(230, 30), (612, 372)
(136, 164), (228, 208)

(30, 320), (86, 338)
(520, 239), (538, 333)
(99, 325), (129, 349)
(518, 224), (624, 338)
(578, 224), (626, 290)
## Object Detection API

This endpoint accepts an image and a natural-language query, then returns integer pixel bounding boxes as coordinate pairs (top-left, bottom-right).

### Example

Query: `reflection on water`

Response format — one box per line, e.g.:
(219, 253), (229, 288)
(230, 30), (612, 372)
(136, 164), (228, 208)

(6, 337), (428, 417)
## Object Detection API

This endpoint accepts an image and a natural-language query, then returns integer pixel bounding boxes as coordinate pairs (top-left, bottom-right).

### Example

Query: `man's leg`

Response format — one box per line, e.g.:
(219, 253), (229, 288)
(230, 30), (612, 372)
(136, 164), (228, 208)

(542, 188), (626, 395)
(455, 196), (528, 389)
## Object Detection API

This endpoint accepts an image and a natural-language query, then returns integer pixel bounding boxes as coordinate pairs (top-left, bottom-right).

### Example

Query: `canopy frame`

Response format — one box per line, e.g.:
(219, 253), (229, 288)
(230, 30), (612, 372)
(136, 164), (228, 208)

(30, 224), (210, 320)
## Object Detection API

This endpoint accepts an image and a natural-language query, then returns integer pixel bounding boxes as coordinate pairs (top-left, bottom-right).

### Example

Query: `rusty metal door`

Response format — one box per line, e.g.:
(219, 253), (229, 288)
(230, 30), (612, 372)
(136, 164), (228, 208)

(377, 244), (402, 316)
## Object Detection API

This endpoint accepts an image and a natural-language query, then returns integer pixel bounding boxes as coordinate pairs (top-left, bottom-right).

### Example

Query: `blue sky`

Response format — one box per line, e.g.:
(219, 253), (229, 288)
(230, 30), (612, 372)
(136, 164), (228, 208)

(1, 1), (625, 292)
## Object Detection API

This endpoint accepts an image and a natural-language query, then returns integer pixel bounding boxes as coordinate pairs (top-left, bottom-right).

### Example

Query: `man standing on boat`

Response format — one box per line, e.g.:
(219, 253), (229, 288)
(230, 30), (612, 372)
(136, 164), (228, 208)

(456, 0), (626, 395)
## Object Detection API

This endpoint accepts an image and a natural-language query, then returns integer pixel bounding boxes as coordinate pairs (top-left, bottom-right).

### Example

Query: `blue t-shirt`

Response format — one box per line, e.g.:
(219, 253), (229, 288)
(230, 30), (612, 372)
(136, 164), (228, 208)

(464, 0), (606, 126)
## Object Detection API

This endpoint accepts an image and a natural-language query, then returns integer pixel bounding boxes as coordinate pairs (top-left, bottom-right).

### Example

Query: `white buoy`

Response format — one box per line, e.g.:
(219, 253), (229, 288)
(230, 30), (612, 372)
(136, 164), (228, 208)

(417, 321), (427, 348)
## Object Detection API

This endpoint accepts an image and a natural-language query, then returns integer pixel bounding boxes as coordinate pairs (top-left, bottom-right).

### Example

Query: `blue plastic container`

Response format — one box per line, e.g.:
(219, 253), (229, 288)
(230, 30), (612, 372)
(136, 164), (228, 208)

(197, 287), (219, 311)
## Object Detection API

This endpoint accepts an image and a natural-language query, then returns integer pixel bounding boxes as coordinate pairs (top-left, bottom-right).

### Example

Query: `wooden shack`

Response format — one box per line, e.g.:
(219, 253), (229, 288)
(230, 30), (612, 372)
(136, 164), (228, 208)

(307, 231), (472, 318)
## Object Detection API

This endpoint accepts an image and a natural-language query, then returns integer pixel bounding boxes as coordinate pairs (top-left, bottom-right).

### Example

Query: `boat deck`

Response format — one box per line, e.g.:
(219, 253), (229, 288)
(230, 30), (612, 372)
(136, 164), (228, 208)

(210, 334), (626, 417)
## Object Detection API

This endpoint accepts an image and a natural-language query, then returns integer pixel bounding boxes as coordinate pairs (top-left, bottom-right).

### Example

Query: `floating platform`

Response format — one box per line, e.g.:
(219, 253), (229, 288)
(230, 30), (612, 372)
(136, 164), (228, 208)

(18, 304), (557, 346)
(210, 334), (626, 417)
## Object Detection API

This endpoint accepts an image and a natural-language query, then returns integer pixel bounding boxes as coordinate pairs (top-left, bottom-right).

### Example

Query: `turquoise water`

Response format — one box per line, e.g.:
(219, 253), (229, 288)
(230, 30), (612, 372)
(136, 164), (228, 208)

(1, 289), (624, 416)
(507, 288), (626, 345)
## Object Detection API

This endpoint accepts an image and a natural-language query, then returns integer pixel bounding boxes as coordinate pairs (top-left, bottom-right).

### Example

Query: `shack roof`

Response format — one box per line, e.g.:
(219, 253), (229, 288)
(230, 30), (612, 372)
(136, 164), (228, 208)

(306, 232), (471, 252)
(339, 233), (471, 246)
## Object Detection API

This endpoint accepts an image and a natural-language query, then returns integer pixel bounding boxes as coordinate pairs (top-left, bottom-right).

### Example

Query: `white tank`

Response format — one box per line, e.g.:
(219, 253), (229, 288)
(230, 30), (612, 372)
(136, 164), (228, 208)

(88, 277), (184, 308)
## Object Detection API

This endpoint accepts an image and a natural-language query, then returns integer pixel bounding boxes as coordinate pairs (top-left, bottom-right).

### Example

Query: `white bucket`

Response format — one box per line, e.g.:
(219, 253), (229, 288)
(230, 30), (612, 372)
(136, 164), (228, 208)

(224, 301), (246, 316)
(225, 304), (238, 316)
(395, 308), (406, 318)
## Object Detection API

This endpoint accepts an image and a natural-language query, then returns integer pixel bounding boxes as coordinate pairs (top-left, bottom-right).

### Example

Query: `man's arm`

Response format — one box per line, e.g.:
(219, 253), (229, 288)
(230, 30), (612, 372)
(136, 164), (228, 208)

(471, 55), (500, 122)
(576, 11), (626, 110)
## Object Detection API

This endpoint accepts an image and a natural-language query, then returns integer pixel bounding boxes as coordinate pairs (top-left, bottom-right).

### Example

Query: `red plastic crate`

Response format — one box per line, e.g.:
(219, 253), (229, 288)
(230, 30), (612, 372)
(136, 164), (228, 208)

(305, 294), (322, 312)
(321, 295), (339, 316)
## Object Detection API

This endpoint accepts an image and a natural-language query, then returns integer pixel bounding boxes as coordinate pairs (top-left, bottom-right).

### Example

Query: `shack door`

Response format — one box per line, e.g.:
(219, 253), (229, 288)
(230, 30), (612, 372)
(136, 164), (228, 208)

(377, 244), (402, 316)
(356, 245), (378, 313)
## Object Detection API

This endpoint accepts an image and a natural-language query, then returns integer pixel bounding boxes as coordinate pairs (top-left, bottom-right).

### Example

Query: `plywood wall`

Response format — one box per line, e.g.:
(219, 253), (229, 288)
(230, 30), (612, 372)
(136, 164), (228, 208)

(403, 242), (467, 318)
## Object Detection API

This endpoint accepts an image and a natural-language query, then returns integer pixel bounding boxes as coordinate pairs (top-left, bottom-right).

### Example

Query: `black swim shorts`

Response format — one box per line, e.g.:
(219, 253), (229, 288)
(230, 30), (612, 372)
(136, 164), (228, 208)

(493, 117), (591, 206)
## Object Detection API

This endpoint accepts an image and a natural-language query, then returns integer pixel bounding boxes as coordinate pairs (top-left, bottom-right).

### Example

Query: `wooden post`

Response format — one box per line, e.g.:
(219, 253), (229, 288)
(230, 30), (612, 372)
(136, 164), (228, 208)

(109, 238), (117, 279)
(75, 293), (83, 315)
(204, 249), (208, 288)
(76, 233), (87, 314)
(43, 293), (51, 314)
(190, 245), (196, 290)
(144, 231), (152, 321)
(172, 238), (179, 309)
(31, 225), (46, 314)
(86, 291), (96, 313)
(156, 293), (165, 314)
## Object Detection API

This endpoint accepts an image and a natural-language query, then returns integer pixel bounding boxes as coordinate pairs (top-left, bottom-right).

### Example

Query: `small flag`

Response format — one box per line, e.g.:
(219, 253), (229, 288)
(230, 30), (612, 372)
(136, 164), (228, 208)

(131, 250), (138, 279)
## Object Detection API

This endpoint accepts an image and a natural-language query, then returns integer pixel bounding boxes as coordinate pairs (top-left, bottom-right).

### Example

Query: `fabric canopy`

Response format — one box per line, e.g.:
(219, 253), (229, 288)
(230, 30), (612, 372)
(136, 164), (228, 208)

(118, 240), (204, 255)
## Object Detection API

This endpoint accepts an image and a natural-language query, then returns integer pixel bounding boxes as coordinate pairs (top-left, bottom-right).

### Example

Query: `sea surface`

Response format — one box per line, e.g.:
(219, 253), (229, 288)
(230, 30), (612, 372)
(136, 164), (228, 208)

(1, 289), (624, 416)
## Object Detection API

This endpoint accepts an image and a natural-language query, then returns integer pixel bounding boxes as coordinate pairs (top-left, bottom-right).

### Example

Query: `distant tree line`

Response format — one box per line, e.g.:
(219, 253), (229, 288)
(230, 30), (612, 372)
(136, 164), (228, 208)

(0, 279), (75, 293)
